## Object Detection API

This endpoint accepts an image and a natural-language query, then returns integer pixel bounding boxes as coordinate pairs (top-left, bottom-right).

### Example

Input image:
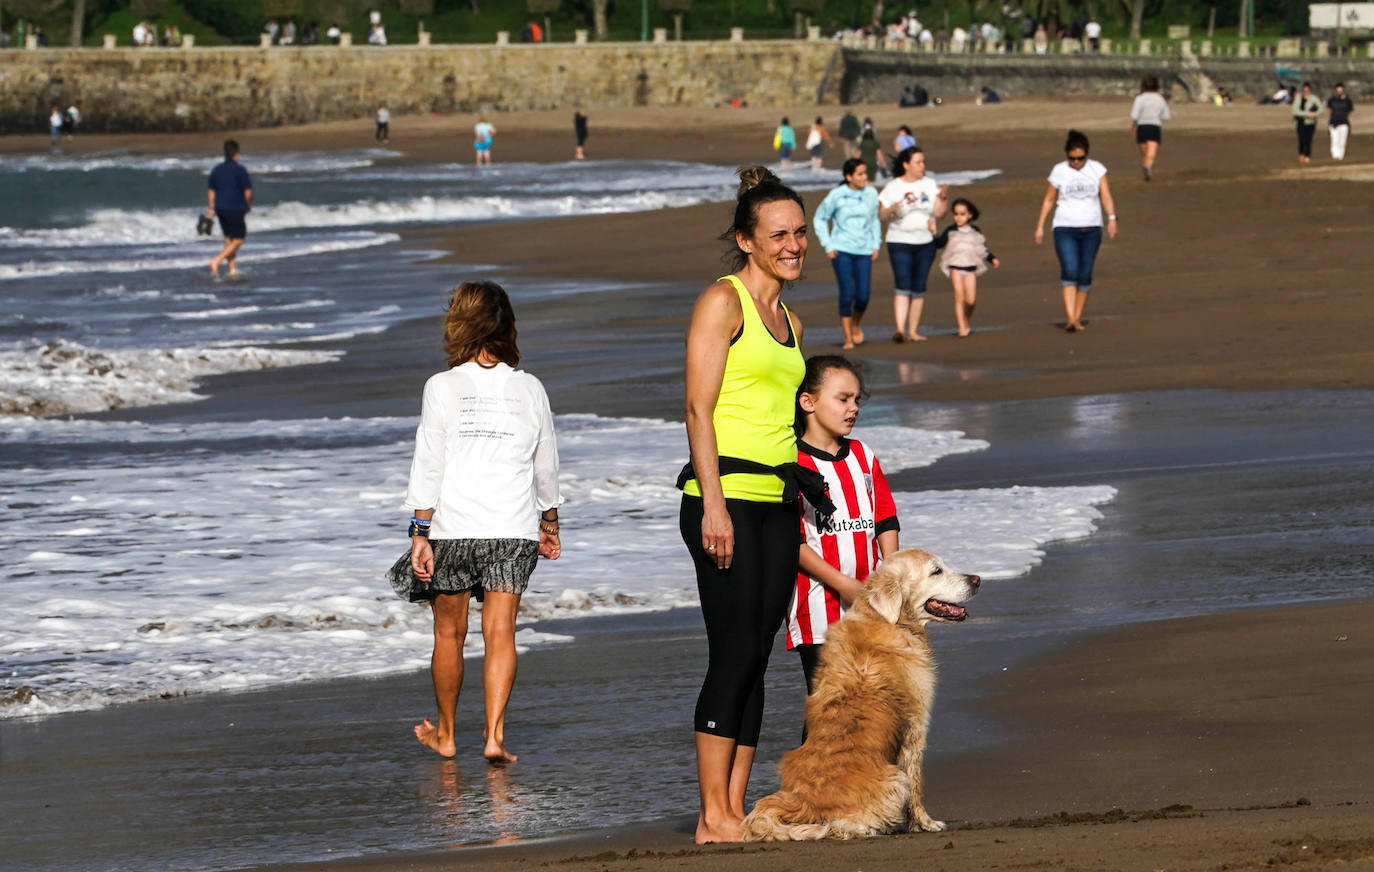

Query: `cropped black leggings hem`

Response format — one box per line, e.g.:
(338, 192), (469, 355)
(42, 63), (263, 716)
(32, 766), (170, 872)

(681, 494), (799, 747)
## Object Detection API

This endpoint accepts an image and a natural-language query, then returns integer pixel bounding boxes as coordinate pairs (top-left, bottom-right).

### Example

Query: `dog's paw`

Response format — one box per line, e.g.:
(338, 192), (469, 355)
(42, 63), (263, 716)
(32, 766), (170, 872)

(910, 811), (946, 832)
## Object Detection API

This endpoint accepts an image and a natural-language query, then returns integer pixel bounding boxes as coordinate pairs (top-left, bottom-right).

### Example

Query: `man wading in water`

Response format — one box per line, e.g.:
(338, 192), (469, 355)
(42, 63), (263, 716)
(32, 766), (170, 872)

(206, 140), (253, 277)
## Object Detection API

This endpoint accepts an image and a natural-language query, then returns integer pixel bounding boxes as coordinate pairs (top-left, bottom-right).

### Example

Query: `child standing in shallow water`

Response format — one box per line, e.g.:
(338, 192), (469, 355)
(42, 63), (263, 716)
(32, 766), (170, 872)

(936, 198), (999, 337)
(787, 356), (900, 693)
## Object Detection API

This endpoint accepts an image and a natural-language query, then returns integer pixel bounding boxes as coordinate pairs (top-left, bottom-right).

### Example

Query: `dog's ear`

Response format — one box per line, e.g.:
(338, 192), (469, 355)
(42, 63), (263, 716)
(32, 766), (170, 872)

(864, 568), (904, 623)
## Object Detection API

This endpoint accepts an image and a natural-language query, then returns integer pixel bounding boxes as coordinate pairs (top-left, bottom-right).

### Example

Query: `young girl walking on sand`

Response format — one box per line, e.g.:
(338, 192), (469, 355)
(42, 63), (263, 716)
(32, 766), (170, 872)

(936, 198), (999, 338)
(786, 355), (900, 693)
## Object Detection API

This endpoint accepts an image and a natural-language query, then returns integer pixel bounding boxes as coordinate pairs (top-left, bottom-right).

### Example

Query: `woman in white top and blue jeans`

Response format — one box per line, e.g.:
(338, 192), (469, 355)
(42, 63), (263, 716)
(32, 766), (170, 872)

(390, 280), (563, 763)
(1034, 130), (1118, 333)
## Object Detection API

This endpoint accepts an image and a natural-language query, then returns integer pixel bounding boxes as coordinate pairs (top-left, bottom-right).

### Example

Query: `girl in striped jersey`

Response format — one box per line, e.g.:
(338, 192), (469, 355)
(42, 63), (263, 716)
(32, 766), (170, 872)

(788, 356), (900, 692)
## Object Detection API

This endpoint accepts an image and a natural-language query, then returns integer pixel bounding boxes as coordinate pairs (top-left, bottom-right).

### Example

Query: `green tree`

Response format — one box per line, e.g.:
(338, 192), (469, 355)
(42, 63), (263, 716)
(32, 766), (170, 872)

(660, 0), (689, 39)
(130, 0), (170, 17)
(791, 0), (824, 35)
(528, 0), (559, 39)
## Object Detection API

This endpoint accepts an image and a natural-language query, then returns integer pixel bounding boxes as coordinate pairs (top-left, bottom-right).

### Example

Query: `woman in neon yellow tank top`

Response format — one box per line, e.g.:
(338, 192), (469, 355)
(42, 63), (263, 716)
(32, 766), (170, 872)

(680, 166), (808, 844)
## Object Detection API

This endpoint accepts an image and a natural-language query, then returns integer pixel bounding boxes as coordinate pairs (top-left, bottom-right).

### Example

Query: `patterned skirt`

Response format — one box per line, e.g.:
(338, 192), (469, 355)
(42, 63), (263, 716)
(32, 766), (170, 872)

(386, 537), (539, 603)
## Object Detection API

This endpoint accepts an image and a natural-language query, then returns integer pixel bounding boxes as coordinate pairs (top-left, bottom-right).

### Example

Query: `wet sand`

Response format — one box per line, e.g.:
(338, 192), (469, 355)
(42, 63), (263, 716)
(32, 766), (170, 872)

(4, 100), (1374, 871)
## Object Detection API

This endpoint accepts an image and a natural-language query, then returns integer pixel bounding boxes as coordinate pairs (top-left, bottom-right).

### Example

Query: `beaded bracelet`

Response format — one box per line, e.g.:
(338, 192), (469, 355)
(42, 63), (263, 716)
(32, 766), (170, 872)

(408, 521), (430, 538)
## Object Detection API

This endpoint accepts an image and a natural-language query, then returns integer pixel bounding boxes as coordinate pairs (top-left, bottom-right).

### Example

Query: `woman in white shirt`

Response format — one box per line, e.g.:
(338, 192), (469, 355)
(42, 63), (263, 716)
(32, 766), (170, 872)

(1130, 74), (1171, 181)
(389, 281), (563, 763)
(1034, 130), (1118, 333)
(878, 146), (948, 342)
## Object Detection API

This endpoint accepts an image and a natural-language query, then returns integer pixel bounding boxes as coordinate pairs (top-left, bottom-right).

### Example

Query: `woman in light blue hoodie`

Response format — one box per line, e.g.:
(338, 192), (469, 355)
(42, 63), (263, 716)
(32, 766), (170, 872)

(813, 158), (881, 349)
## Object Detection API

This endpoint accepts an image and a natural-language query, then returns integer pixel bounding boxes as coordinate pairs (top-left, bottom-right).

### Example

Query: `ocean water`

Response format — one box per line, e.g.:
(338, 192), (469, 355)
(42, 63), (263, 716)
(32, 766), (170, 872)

(0, 151), (995, 416)
(0, 147), (1120, 726)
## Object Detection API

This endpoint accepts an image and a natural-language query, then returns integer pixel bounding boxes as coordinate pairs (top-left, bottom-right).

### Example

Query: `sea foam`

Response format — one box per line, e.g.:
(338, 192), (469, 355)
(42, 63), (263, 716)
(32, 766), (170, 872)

(0, 413), (1113, 720)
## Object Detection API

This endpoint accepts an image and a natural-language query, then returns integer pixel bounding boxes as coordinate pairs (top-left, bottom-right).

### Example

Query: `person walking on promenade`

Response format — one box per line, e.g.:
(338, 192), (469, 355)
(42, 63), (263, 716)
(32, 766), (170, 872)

(1293, 82), (1322, 164)
(1327, 83), (1353, 161)
(390, 281), (562, 764)
(375, 103), (390, 142)
(814, 159), (881, 349)
(1130, 75), (1170, 181)
(206, 140), (253, 277)
(878, 146), (948, 342)
(679, 166), (816, 844)
(773, 117), (796, 170)
(1034, 130), (1117, 332)
(474, 116), (496, 165)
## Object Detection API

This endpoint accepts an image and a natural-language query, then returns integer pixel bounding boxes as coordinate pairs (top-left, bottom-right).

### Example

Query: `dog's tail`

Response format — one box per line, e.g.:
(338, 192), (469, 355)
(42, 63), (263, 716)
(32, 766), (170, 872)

(741, 791), (834, 842)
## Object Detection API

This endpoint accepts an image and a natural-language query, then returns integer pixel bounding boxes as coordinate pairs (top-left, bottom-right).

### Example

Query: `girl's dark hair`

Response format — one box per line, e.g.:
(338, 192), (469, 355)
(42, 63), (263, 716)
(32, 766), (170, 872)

(950, 197), (980, 221)
(892, 144), (922, 178)
(840, 157), (866, 183)
(720, 166), (806, 271)
(794, 355), (869, 437)
(814, 116), (824, 124)
(443, 280), (520, 368)
(1140, 74), (1160, 92)
(898, 124), (913, 135)
(1064, 129), (1090, 153)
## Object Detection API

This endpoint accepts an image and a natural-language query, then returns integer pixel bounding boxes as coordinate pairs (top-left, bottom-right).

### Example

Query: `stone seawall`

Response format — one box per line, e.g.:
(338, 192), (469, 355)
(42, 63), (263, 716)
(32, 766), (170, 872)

(0, 41), (840, 133)
(4, 42), (1371, 134)
(840, 49), (1374, 102)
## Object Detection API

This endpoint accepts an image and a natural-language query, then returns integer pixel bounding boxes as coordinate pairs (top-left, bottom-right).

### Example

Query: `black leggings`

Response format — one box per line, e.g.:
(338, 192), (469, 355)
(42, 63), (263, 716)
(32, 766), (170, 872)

(681, 494), (799, 746)
(796, 643), (823, 695)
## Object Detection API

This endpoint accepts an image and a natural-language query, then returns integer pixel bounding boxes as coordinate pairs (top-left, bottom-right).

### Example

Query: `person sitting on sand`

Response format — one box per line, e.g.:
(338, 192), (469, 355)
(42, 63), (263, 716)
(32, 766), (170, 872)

(389, 280), (563, 764)
(206, 139), (253, 277)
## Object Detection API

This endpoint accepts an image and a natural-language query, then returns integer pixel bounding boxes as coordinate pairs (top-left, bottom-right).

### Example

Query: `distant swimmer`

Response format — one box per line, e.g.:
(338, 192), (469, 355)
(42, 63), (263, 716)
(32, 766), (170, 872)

(206, 139), (253, 277)
(474, 116), (496, 165)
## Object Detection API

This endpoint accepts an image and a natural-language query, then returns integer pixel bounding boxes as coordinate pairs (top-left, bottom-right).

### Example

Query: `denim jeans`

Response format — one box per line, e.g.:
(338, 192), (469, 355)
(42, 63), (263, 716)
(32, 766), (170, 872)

(886, 241), (937, 296)
(831, 251), (872, 317)
(1052, 226), (1103, 290)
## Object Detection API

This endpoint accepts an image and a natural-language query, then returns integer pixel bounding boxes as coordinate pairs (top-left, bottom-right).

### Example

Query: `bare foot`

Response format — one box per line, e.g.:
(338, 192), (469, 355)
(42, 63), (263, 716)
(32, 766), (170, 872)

(483, 738), (518, 765)
(841, 341), (855, 350)
(908, 333), (928, 342)
(852, 327), (865, 344)
(695, 812), (744, 844)
(208, 259), (220, 276)
(414, 718), (457, 758)
(957, 329), (972, 337)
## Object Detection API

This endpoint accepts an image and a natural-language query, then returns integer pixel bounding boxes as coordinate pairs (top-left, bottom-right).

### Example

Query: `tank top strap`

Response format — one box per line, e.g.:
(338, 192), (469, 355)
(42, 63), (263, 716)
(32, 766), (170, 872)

(718, 274), (796, 346)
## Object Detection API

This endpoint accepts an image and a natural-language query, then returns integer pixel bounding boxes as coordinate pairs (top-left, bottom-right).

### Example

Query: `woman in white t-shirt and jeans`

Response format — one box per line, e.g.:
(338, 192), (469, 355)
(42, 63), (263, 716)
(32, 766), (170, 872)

(878, 146), (949, 342)
(389, 280), (563, 763)
(1034, 130), (1118, 333)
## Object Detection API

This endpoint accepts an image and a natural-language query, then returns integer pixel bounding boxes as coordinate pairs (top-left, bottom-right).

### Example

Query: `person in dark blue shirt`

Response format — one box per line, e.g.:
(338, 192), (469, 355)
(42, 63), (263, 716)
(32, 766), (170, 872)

(206, 139), (253, 276)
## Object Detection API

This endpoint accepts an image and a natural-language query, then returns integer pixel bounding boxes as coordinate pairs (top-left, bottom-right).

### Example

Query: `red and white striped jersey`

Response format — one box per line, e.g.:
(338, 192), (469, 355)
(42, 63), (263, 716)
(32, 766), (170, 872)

(786, 437), (899, 649)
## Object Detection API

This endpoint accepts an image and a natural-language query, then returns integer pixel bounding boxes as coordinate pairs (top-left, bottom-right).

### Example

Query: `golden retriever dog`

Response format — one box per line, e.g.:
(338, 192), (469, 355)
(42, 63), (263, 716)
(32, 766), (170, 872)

(742, 549), (979, 841)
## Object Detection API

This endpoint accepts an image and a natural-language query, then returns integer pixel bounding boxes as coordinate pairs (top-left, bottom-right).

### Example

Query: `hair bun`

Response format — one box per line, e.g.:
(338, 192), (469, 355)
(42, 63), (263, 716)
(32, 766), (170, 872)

(736, 165), (780, 199)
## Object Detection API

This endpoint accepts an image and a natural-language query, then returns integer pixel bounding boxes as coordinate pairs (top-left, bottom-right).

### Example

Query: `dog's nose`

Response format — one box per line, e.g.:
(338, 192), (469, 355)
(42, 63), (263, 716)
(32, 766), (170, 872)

(966, 574), (981, 590)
